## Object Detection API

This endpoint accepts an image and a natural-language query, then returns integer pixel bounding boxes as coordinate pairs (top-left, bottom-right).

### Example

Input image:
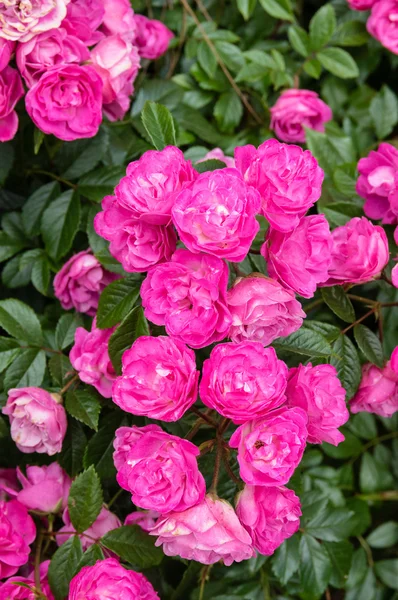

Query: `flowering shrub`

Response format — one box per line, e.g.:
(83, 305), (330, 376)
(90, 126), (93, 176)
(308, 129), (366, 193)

(0, 1), (398, 599)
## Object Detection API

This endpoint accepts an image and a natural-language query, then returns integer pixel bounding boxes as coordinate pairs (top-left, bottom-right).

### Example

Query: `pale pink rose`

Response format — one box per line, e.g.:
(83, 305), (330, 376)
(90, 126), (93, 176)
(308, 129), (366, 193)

(133, 15), (174, 59)
(125, 511), (159, 532)
(151, 495), (255, 566)
(69, 558), (159, 600)
(101, 0), (136, 40)
(115, 147), (197, 225)
(56, 506), (121, 551)
(0, 560), (53, 600)
(0, 500), (36, 578)
(113, 425), (205, 513)
(197, 147), (235, 168)
(0, 65), (23, 142)
(199, 342), (288, 424)
(270, 89), (332, 143)
(347, 0), (376, 9)
(2, 388), (67, 456)
(112, 336), (199, 421)
(235, 139), (324, 232)
(54, 250), (118, 316)
(356, 143), (398, 223)
(0, 469), (18, 501)
(62, 0), (104, 45)
(0, 38), (14, 70)
(172, 169), (261, 262)
(15, 464), (71, 514)
(392, 262), (398, 287)
(94, 195), (177, 273)
(0, 0), (68, 42)
(25, 64), (103, 141)
(261, 215), (333, 298)
(227, 276), (305, 346)
(70, 319), (116, 398)
(350, 349), (398, 417)
(16, 28), (89, 88)
(229, 407), (308, 486)
(141, 249), (232, 349)
(236, 485), (301, 556)
(286, 363), (349, 446)
(323, 217), (389, 286)
(367, 0), (398, 54)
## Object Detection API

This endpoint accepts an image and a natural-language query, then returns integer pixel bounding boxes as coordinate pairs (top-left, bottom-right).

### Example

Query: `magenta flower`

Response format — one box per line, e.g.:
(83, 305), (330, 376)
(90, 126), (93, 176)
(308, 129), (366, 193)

(367, 0), (398, 55)
(62, 0), (104, 45)
(56, 506), (121, 551)
(0, 560), (53, 600)
(133, 15), (174, 59)
(0, 66), (24, 142)
(0, 500), (36, 578)
(15, 464), (71, 514)
(125, 511), (159, 532)
(0, 0), (69, 42)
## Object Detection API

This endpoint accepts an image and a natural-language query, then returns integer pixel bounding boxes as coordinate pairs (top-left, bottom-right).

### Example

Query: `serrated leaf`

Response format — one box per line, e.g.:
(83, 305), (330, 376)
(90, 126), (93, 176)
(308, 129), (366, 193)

(22, 182), (60, 237)
(272, 535), (300, 585)
(101, 525), (163, 569)
(331, 335), (361, 399)
(360, 452), (394, 493)
(56, 130), (107, 180)
(4, 348), (46, 391)
(301, 491), (329, 522)
(321, 286), (355, 323)
(299, 534), (332, 600)
(324, 540), (353, 589)
(374, 559), (398, 589)
(48, 354), (73, 387)
(48, 536), (83, 600)
(76, 544), (104, 570)
(96, 278), (140, 329)
(304, 58), (322, 79)
(66, 389), (101, 431)
(288, 25), (310, 57)
(68, 466), (103, 533)
(353, 324), (384, 367)
(348, 412), (377, 440)
(367, 522), (398, 548)
(306, 508), (355, 541)
(83, 412), (124, 480)
(259, 0), (293, 21)
(0, 232), (25, 263)
(78, 166), (125, 202)
(0, 299), (43, 346)
(237, 0), (257, 20)
(214, 91), (243, 134)
(141, 101), (176, 150)
(195, 159), (227, 173)
(370, 85), (398, 140)
(41, 190), (81, 261)
(333, 21), (369, 47)
(317, 47), (359, 79)
(309, 4), (336, 50)
(0, 337), (20, 374)
(108, 306), (150, 374)
(2, 254), (32, 289)
(58, 419), (87, 477)
(198, 41), (218, 78)
(273, 328), (332, 358)
(55, 314), (84, 350)
(322, 431), (363, 459)
(31, 253), (51, 296)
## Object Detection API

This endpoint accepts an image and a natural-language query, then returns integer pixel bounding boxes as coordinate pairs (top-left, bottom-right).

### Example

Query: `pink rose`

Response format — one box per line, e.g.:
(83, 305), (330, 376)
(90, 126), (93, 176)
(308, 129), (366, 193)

(62, 0), (104, 45)
(16, 28), (89, 88)
(236, 485), (301, 556)
(0, 561), (53, 600)
(286, 363), (349, 445)
(0, 469), (18, 501)
(125, 510), (159, 532)
(0, 38), (14, 70)
(69, 558), (159, 600)
(0, 66), (24, 142)
(356, 143), (398, 223)
(261, 215), (333, 298)
(2, 387), (67, 456)
(197, 148), (235, 168)
(392, 262), (398, 287)
(347, 0), (376, 9)
(115, 147), (197, 225)
(270, 89), (332, 143)
(0, 0), (68, 42)
(15, 464), (71, 514)
(0, 500), (36, 578)
(94, 195), (177, 273)
(151, 495), (255, 566)
(56, 506), (121, 551)
(199, 342), (288, 424)
(141, 249), (232, 349)
(172, 169), (261, 262)
(367, 0), (398, 54)
(101, 0), (136, 40)
(25, 64), (103, 141)
(323, 217), (389, 286)
(227, 276), (305, 346)
(113, 425), (205, 513)
(54, 250), (118, 316)
(350, 349), (398, 417)
(235, 139), (324, 232)
(229, 407), (308, 486)
(133, 15), (174, 60)
(70, 319), (116, 398)
(112, 335), (199, 421)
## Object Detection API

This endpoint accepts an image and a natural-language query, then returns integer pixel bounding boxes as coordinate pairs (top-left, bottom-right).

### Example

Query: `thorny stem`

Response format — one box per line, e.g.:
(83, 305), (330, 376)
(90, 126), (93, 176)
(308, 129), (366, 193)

(340, 309), (376, 335)
(60, 374), (79, 396)
(27, 169), (77, 190)
(222, 448), (241, 486)
(34, 529), (44, 595)
(43, 530), (100, 544)
(198, 565), (212, 600)
(209, 435), (223, 494)
(190, 406), (218, 427)
(347, 294), (378, 306)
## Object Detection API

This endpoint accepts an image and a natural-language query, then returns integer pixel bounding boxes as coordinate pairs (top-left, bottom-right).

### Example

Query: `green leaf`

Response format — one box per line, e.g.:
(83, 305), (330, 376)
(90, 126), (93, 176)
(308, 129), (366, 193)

(360, 452), (394, 493)
(96, 277), (141, 329)
(324, 540), (353, 589)
(259, 0), (294, 21)
(322, 431), (363, 459)
(305, 127), (355, 176)
(272, 535), (300, 585)
(370, 85), (398, 140)
(317, 47), (359, 79)
(0, 143), (15, 185)
(288, 26), (310, 57)
(57, 130), (107, 180)
(331, 335), (361, 399)
(83, 412), (124, 480)
(367, 522), (398, 548)
(78, 166), (125, 202)
(174, 105), (224, 145)
(101, 525), (163, 569)
(353, 324), (384, 368)
(195, 159), (227, 173)
(299, 534), (332, 600)
(309, 4), (336, 51)
(22, 182), (60, 237)
(58, 419), (87, 477)
(55, 314), (83, 350)
(0, 232), (25, 263)
(333, 21), (369, 47)
(2, 254), (33, 289)
(214, 91), (243, 134)
(4, 348), (46, 391)
(306, 508), (355, 541)
(333, 164), (357, 196)
(321, 286), (355, 323)
(30, 252), (51, 296)
(237, 0), (257, 20)
(273, 328), (332, 358)
(48, 536), (83, 600)
(2, 212), (27, 244)
(108, 306), (150, 374)
(68, 466), (103, 533)
(132, 79), (184, 117)
(66, 389), (101, 431)
(214, 42), (245, 73)
(48, 354), (73, 387)
(303, 320), (340, 341)
(374, 559), (398, 589)
(346, 565), (377, 600)
(0, 299), (43, 346)
(141, 101), (177, 150)
(301, 491), (329, 522)
(33, 128), (44, 154)
(0, 337), (20, 374)
(348, 412), (377, 440)
(304, 58), (322, 79)
(41, 190), (81, 261)
(77, 544), (104, 570)
(198, 42), (218, 78)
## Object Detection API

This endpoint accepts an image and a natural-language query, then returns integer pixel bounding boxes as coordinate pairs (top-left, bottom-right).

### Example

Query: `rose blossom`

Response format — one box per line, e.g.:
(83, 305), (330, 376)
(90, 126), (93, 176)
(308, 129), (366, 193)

(141, 249), (232, 349)
(261, 215), (333, 298)
(112, 336), (199, 421)
(286, 363), (349, 445)
(25, 64), (103, 141)
(0, 38), (14, 70)
(0, 500), (36, 578)
(115, 147), (197, 225)
(113, 425), (205, 513)
(101, 0), (136, 40)
(197, 147), (235, 168)
(16, 28), (89, 88)
(229, 407), (308, 486)
(172, 169), (261, 262)
(199, 342), (288, 424)
(125, 511), (159, 532)
(70, 319), (116, 398)
(270, 89), (332, 143)
(235, 139), (324, 232)
(367, 0), (398, 55)
(62, 0), (104, 45)
(151, 495), (255, 565)
(0, 469), (18, 501)
(0, 560), (53, 600)
(347, 0), (376, 9)
(323, 217), (389, 286)
(356, 143), (398, 223)
(227, 275), (305, 346)
(56, 507), (121, 551)
(14, 464), (71, 513)
(350, 348), (398, 417)
(94, 195), (177, 273)
(2, 387), (67, 456)
(133, 15), (174, 60)
(0, 0), (68, 42)
(0, 66), (23, 142)
(236, 485), (301, 555)
(54, 250), (118, 316)
(392, 262), (398, 287)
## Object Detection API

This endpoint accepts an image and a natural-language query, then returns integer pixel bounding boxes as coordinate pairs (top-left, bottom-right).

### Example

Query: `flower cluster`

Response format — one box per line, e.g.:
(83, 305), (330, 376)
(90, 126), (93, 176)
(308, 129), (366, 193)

(347, 0), (398, 54)
(0, 0), (173, 141)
